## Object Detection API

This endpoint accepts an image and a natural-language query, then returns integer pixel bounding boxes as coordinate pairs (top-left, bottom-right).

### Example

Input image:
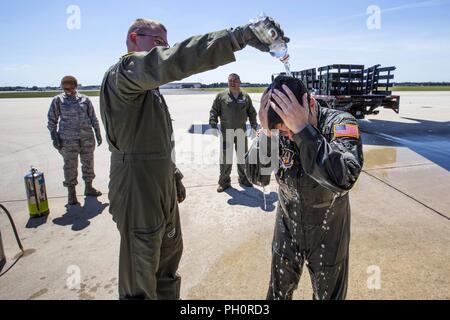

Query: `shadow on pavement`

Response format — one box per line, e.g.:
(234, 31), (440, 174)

(225, 187), (278, 212)
(188, 124), (256, 135)
(360, 117), (450, 171)
(26, 214), (49, 229)
(191, 118), (450, 171)
(52, 197), (109, 231)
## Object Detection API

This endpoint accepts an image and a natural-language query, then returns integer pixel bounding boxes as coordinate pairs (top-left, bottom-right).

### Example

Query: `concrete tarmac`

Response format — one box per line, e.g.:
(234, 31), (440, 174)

(0, 91), (449, 300)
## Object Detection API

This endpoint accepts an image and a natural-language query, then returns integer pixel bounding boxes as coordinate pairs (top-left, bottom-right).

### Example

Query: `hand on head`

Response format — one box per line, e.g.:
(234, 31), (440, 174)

(270, 85), (317, 134)
(259, 85), (318, 138)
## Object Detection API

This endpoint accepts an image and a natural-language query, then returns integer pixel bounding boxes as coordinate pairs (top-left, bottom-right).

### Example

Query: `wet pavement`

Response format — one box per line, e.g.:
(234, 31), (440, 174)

(0, 91), (449, 300)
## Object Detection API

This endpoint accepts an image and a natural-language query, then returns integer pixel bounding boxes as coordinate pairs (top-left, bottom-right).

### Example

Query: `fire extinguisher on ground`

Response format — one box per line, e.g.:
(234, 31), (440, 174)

(24, 167), (50, 218)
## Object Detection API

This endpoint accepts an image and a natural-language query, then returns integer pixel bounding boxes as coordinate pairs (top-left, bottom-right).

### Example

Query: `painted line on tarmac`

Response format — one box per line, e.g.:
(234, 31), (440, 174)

(362, 170), (450, 221)
(364, 162), (434, 171)
(0, 142), (48, 159)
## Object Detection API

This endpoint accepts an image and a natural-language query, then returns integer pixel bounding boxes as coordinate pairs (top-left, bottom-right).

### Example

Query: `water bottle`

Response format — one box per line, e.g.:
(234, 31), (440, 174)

(250, 14), (291, 75)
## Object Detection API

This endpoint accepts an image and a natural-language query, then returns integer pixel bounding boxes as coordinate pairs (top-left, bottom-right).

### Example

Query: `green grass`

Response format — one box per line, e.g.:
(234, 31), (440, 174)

(391, 86), (450, 91)
(194, 87), (267, 93)
(1, 85), (450, 99)
(0, 90), (100, 99)
(197, 86), (450, 93)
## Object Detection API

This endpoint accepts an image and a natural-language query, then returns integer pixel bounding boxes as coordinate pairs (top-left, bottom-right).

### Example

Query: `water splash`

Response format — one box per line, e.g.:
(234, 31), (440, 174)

(263, 186), (268, 210)
(330, 194), (338, 208)
(283, 61), (292, 77)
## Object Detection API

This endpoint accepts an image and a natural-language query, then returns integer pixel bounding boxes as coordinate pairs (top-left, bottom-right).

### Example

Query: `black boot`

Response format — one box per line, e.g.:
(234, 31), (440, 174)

(239, 178), (253, 188)
(67, 186), (79, 205)
(217, 184), (231, 193)
(85, 182), (102, 197)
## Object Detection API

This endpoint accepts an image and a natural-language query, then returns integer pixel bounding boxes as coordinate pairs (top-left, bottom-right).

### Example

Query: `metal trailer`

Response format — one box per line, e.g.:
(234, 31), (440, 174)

(272, 64), (400, 119)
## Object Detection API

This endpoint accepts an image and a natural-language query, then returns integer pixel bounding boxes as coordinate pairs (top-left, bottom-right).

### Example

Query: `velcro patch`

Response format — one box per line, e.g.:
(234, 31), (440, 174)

(280, 148), (294, 169)
(333, 124), (360, 139)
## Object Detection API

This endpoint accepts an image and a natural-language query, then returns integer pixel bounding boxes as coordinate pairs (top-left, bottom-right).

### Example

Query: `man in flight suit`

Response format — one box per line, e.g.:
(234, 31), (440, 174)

(100, 18), (288, 300)
(47, 76), (103, 205)
(209, 73), (258, 192)
(245, 76), (364, 300)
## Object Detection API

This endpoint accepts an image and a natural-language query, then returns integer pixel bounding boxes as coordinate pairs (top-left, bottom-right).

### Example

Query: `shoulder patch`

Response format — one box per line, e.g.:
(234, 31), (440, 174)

(333, 123), (360, 139)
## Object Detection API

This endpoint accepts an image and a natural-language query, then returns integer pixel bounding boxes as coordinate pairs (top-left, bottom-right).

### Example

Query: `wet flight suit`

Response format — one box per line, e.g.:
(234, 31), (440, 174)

(245, 105), (364, 300)
(209, 90), (257, 186)
(100, 30), (241, 300)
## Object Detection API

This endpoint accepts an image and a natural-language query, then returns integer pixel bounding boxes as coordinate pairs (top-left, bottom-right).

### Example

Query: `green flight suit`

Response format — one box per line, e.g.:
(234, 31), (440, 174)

(209, 90), (257, 186)
(245, 105), (364, 300)
(100, 30), (237, 300)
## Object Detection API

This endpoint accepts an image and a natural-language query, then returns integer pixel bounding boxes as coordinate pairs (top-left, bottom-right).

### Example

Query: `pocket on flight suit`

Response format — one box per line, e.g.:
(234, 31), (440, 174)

(297, 175), (331, 226)
(162, 185), (182, 249)
(299, 177), (335, 209)
(108, 161), (131, 227)
(132, 222), (165, 276)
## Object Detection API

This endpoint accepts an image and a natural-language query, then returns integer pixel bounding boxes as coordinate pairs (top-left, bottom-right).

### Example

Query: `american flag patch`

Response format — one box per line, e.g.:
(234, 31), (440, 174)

(333, 124), (359, 139)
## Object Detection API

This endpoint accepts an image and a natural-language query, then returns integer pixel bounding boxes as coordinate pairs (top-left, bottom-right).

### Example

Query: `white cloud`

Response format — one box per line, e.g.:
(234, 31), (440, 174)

(339, 0), (449, 20)
(381, 0), (449, 13)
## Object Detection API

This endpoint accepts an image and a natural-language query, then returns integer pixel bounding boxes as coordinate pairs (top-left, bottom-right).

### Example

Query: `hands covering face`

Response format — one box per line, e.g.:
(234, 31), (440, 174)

(259, 85), (318, 135)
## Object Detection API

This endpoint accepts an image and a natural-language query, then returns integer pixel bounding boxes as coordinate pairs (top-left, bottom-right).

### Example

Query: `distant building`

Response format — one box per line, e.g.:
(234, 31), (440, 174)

(160, 82), (202, 89)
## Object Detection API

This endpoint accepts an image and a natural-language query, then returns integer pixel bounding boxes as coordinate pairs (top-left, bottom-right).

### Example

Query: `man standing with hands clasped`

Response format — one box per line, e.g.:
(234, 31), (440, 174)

(209, 73), (258, 193)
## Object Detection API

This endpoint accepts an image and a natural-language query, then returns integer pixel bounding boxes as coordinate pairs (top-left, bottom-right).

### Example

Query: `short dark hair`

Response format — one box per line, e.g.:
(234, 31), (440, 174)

(267, 76), (310, 130)
(228, 73), (240, 80)
(61, 75), (78, 87)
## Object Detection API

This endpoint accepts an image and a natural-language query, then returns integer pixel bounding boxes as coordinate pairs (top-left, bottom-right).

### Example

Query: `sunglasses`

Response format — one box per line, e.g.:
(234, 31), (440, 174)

(135, 33), (170, 48)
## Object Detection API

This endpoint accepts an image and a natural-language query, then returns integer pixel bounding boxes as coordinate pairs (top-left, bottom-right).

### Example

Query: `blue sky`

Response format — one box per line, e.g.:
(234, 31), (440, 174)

(1, 0), (449, 86)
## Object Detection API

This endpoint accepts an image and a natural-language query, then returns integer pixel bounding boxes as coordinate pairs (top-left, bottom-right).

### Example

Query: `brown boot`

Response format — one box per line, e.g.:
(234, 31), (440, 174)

(84, 182), (102, 197)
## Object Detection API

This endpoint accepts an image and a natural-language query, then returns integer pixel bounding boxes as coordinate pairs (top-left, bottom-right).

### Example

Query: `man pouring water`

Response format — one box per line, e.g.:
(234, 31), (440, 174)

(100, 16), (289, 300)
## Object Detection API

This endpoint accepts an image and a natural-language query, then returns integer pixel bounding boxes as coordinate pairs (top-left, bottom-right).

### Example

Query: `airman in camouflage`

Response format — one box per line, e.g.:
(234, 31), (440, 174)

(47, 76), (103, 205)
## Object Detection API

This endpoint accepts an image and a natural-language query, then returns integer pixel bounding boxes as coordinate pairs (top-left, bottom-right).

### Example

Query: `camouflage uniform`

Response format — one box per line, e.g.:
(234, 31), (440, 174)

(209, 90), (257, 186)
(47, 93), (102, 187)
(246, 105), (364, 300)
